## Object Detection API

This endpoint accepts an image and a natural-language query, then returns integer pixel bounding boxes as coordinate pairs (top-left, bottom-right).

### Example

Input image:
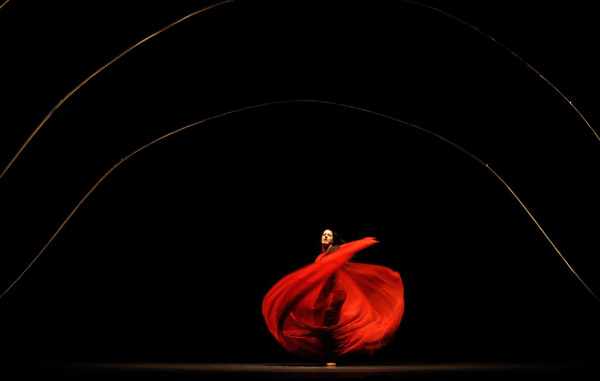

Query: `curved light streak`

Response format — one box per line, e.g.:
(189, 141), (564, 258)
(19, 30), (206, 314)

(0, 99), (597, 302)
(0, 0), (235, 180)
(402, 0), (600, 143)
(2, 1), (599, 182)
(0, 0), (11, 11)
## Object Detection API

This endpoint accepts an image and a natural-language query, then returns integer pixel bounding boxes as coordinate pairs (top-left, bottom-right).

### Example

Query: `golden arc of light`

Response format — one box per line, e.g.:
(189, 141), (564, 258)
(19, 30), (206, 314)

(402, 0), (600, 143)
(0, 0), (11, 11)
(0, 99), (597, 302)
(3, 1), (599, 183)
(0, 0), (235, 181)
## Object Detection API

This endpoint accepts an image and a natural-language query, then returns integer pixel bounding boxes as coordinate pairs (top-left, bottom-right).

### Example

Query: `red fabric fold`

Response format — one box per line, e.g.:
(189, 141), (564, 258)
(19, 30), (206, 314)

(262, 237), (404, 360)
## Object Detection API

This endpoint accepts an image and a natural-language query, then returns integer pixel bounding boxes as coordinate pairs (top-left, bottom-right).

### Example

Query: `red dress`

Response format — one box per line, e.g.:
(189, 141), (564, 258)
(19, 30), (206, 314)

(262, 237), (405, 360)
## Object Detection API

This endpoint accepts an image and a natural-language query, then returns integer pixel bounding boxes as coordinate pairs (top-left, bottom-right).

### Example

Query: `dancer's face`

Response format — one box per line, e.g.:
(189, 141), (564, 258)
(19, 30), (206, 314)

(321, 230), (334, 247)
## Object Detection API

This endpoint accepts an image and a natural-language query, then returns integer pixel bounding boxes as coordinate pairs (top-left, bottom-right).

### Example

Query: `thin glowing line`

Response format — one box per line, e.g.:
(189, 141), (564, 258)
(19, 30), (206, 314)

(1, 99), (597, 302)
(4, 1), (599, 184)
(0, 0), (10, 11)
(0, 102), (262, 300)
(0, 0), (235, 181)
(402, 0), (600, 143)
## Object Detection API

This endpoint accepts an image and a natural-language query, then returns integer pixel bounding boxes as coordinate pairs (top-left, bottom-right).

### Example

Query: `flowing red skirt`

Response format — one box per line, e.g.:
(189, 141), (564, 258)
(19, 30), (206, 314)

(262, 238), (405, 360)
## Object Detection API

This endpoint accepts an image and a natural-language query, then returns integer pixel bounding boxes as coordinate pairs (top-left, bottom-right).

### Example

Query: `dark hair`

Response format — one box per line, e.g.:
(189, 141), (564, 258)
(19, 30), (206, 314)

(322, 228), (346, 254)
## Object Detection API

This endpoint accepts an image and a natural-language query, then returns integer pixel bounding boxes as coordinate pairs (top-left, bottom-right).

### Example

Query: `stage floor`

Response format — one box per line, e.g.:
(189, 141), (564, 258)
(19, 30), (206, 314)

(4, 362), (600, 380)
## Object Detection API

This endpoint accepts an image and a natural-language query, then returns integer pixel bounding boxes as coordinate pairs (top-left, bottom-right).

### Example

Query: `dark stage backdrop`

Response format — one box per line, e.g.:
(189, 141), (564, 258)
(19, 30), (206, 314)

(1, 0), (599, 365)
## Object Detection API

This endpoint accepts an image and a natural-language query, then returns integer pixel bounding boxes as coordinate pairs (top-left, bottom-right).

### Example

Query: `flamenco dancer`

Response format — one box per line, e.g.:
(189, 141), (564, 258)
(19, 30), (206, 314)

(262, 229), (405, 364)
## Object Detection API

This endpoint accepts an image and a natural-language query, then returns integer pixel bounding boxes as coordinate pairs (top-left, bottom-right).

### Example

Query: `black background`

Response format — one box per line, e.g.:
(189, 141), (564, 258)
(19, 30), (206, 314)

(1, 0), (599, 366)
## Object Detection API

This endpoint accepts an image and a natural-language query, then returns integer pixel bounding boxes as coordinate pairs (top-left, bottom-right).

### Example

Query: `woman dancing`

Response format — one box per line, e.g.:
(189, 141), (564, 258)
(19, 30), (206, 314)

(262, 229), (405, 362)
